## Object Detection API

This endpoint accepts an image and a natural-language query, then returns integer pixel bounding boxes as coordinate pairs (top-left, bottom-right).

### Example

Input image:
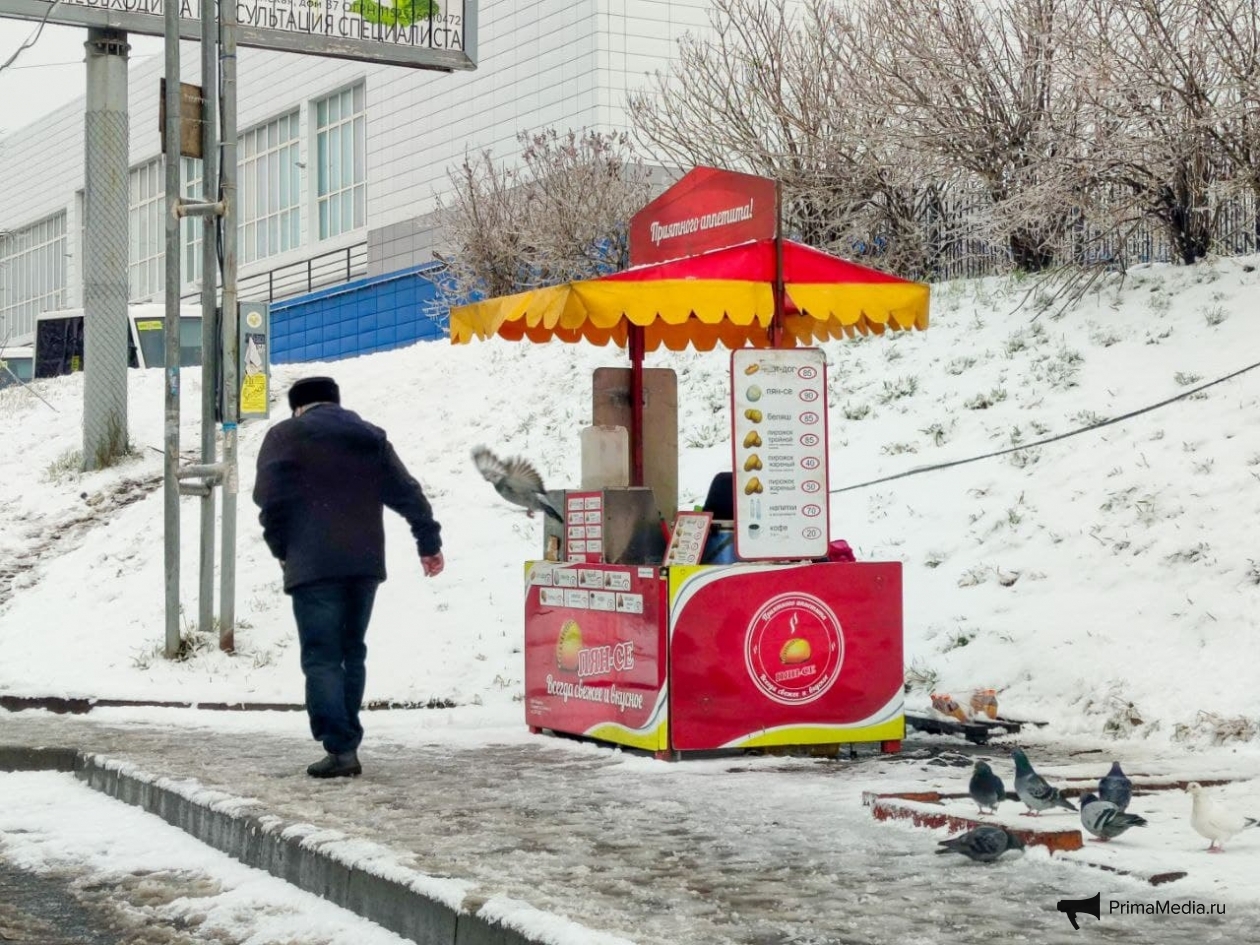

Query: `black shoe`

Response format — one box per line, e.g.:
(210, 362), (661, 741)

(306, 750), (361, 779)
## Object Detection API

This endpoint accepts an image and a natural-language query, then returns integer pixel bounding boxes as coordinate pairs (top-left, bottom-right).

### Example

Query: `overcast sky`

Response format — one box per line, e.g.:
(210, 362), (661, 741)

(1, 21), (164, 137)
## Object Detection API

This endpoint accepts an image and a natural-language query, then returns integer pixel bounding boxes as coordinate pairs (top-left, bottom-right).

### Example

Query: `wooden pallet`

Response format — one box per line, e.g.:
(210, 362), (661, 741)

(905, 712), (1047, 744)
(863, 790), (1083, 852)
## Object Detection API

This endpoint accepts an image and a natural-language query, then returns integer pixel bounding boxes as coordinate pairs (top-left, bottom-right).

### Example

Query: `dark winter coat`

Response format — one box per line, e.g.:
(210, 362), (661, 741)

(252, 404), (442, 592)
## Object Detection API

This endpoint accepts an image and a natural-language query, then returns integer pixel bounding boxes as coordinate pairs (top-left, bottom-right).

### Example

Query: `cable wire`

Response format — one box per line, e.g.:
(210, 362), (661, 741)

(828, 356), (1260, 496)
(0, 0), (66, 75)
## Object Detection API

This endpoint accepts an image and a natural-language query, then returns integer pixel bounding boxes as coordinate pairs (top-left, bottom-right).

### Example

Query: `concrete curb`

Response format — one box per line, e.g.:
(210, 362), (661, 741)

(1, 694), (459, 715)
(0, 745), (78, 772)
(0, 746), (599, 945)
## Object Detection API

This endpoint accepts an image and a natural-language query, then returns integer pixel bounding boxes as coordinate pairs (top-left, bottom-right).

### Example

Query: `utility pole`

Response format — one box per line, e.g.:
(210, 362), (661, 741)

(82, 30), (130, 473)
(198, 0), (221, 641)
(219, 0), (241, 652)
(166, 1), (236, 655)
(161, 0), (181, 658)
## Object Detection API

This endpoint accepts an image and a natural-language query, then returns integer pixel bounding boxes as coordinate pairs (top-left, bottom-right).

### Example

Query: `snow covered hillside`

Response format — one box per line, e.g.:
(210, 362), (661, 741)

(1, 255), (1258, 744)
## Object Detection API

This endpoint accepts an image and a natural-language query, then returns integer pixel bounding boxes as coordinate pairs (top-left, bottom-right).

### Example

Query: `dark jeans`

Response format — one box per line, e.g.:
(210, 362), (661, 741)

(291, 578), (379, 755)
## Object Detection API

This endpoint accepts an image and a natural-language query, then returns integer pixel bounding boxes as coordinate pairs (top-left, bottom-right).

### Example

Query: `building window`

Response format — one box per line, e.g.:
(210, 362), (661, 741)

(315, 84), (366, 240)
(0, 213), (66, 341)
(130, 158), (204, 300)
(240, 111), (302, 264)
(183, 156), (204, 283)
(129, 159), (164, 300)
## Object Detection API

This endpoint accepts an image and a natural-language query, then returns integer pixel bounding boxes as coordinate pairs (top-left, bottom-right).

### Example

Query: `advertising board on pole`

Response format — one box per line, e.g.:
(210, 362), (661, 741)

(0, 0), (478, 70)
(238, 301), (270, 421)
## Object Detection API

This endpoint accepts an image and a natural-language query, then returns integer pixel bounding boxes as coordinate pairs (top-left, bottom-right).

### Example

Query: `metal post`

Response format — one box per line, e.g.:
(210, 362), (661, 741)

(219, 3), (240, 652)
(162, 5), (182, 658)
(198, 0), (221, 639)
(628, 325), (645, 487)
(770, 182), (785, 348)
(82, 30), (130, 473)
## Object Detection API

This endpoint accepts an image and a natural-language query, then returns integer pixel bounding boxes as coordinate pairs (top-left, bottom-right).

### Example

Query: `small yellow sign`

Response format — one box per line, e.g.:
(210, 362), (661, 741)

(136, 320), (163, 332)
(240, 374), (267, 416)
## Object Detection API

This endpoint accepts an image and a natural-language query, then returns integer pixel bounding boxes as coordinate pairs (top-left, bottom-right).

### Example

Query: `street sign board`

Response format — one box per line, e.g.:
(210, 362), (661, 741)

(0, 0), (478, 71)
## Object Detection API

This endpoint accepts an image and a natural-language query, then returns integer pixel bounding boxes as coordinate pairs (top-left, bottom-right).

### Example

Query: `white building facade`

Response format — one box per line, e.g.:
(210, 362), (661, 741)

(0, 0), (713, 349)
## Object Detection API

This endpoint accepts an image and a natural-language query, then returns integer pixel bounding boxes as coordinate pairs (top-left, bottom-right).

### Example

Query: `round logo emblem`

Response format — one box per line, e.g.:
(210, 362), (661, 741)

(744, 593), (844, 705)
(246, 310), (263, 329)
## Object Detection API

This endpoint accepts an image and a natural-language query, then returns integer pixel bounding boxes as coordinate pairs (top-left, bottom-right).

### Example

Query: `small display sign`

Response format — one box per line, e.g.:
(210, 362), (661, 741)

(238, 301), (271, 421)
(730, 348), (830, 560)
(565, 491), (604, 562)
(663, 511), (713, 567)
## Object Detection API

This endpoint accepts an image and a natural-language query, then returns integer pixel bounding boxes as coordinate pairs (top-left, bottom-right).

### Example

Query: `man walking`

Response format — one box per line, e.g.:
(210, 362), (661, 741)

(253, 376), (444, 778)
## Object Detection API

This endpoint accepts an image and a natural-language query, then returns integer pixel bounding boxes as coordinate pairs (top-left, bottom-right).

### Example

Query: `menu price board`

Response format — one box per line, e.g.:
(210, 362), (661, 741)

(663, 511), (713, 566)
(730, 348), (829, 560)
(565, 491), (605, 563)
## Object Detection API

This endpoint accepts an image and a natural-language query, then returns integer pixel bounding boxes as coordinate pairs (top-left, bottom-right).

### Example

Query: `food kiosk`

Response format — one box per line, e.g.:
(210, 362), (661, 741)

(451, 167), (929, 758)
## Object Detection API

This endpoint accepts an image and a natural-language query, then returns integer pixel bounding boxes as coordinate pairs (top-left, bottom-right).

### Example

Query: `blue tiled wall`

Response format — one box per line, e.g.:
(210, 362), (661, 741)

(271, 263), (446, 363)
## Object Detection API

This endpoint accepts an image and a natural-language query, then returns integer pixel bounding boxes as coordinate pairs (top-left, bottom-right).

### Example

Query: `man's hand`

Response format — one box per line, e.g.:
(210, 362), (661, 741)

(421, 552), (445, 577)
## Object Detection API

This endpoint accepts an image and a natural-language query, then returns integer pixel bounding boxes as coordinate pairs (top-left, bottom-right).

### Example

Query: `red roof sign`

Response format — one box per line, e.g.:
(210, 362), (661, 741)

(629, 167), (778, 266)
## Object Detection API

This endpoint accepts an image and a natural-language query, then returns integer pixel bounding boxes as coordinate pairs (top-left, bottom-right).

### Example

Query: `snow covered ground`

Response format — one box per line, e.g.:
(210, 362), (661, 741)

(3, 255), (1260, 935)
(4, 707), (1260, 944)
(2, 255), (1257, 743)
(0, 769), (420, 945)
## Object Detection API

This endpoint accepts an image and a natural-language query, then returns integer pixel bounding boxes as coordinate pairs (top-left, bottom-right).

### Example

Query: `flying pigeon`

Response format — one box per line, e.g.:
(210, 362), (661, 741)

(1098, 761), (1133, 812)
(969, 760), (1006, 815)
(1012, 747), (1078, 816)
(936, 825), (1026, 863)
(471, 446), (564, 524)
(1079, 792), (1147, 842)
(1187, 782), (1259, 853)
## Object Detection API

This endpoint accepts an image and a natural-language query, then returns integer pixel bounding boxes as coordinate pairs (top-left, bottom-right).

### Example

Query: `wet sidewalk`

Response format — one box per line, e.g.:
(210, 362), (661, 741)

(3, 707), (1259, 945)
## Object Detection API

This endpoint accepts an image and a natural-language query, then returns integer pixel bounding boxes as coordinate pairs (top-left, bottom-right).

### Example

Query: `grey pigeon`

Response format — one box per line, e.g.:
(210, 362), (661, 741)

(936, 825), (1026, 863)
(1012, 747), (1078, 816)
(472, 446), (564, 523)
(1080, 792), (1147, 841)
(969, 760), (1005, 815)
(1098, 761), (1132, 812)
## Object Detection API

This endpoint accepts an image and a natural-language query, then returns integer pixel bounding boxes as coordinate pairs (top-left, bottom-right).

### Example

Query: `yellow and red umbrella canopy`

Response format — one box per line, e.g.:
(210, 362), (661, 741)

(449, 238), (929, 352)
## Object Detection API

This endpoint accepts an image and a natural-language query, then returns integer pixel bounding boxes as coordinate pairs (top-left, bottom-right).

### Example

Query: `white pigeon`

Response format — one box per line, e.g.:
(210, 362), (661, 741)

(471, 446), (565, 523)
(1187, 782), (1259, 853)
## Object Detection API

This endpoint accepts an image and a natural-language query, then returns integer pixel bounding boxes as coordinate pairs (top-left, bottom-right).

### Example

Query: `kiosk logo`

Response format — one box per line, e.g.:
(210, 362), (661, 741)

(744, 593), (843, 705)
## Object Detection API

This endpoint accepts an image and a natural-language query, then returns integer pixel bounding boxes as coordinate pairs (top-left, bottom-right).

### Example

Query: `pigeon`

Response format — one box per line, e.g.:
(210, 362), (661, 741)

(1012, 747), (1078, 816)
(471, 446), (564, 524)
(936, 825), (1026, 863)
(1098, 761), (1133, 812)
(969, 760), (1006, 815)
(1079, 792), (1148, 841)
(1187, 782), (1259, 853)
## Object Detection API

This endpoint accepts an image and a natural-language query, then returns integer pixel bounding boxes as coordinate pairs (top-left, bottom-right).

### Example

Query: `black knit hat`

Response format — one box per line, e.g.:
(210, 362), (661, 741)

(288, 376), (340, 411)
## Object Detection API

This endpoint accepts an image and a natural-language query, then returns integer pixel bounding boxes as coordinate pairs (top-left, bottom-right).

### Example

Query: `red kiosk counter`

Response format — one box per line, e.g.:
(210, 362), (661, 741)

(523, 558), (903, 755)
(449, 166), (930, 758)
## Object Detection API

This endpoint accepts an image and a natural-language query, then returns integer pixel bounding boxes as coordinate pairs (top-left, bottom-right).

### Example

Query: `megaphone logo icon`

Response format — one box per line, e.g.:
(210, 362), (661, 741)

(1056, 892), (1101, 930)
